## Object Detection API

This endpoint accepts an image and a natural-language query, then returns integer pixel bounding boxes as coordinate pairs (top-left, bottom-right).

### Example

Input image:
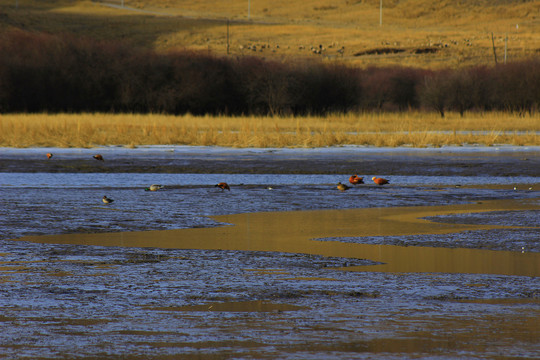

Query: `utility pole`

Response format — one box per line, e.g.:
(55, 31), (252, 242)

(380, 0), (382, 26)
(226, 19), (230, 55)
(491, 32), (498, 65)
(504, 33), (508, 64)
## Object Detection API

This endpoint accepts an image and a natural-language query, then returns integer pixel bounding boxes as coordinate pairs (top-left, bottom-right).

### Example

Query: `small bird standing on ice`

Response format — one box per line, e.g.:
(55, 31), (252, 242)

(372, 177), (389, 186)
(102, 195), (114, 204)
(46, 153), (53, 159)
(215, 182), (230, 191)
(337, 182), (350, 192)
(349, 175), (364, 185)
(93, 154), (104, 161)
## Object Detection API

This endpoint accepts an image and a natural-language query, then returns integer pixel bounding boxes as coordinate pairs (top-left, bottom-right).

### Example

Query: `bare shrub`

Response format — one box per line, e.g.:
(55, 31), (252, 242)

(445, 69), (476, 116)
(1, 29), (538, 117)
(167, 52), (242, 115)
(387, 67), (426, 111)
(489, 59), (540, 115)
(358, 66), (391, 111)
(291, 62), (362, 115)
(418, 70), (450, 117)
(234, 57), (293, 115)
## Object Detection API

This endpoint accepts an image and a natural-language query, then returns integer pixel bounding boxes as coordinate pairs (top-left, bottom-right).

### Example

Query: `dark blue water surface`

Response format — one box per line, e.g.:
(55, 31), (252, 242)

(0, 146), (538, 359)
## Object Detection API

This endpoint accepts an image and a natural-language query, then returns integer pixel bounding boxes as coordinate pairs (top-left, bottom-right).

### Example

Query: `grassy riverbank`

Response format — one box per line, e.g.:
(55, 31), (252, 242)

(1, 112), (537, 148)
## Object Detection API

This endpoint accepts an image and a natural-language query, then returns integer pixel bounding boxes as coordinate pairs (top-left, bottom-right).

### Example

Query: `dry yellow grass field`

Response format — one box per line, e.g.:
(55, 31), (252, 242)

(0, 0), (539, 69)
(0, 113), (537, 148)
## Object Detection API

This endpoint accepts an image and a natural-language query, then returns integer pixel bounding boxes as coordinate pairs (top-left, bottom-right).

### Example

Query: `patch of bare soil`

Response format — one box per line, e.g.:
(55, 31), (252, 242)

(354, 47), (439, 56)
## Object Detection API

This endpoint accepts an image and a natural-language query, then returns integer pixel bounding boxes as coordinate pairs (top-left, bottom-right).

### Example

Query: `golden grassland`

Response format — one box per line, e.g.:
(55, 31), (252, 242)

(1, 113), (538, 148)
(1, 0), (539, 69)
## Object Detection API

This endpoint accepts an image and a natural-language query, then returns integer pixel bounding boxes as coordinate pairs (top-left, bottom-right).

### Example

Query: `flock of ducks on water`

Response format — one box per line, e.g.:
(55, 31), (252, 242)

(46, 152), (393, 203)
(49, 152), (530, 203)
(337, 175), (389, 192)
(45, 152), (535, 204)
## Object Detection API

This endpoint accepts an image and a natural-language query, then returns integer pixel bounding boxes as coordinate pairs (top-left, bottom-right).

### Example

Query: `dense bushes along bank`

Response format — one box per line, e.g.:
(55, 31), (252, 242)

(1, 30), (539, 116)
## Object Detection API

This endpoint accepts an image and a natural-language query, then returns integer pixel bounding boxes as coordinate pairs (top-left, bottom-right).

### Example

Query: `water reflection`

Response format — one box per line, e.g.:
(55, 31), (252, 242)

(19, 198), (540, 277)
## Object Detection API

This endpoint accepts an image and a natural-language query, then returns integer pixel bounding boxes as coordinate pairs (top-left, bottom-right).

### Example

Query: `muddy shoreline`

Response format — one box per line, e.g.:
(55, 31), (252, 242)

(1, 146), (539, 176)
(19, 198), (540, 276)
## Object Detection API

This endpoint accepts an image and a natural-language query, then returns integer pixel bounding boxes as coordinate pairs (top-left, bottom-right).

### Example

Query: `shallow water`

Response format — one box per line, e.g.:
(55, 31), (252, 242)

(2, 172), (539, 188)
(1, 242), (539, 359)
(1, 146), (539, 359)
(1, 171), (538, 241)
(3, 145), (540, 176)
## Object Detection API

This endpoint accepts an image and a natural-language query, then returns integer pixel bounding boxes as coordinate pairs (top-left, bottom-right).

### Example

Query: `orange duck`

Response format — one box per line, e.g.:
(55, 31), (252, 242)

(93, 154), (104, 161)
(372, 177), (389, 185)
(349, 175), (364, 185)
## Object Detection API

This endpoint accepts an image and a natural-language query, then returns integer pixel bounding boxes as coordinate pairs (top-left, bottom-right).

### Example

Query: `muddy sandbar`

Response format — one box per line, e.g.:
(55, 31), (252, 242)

(18, 198), (540, 277)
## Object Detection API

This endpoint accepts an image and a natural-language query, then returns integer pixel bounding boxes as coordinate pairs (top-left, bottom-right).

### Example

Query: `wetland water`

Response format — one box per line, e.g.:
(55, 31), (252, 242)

(0, 146), (539, 359)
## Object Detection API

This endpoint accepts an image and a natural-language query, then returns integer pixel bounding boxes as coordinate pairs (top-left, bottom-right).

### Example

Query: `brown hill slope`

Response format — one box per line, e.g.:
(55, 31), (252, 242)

(1, 0), (539, 68)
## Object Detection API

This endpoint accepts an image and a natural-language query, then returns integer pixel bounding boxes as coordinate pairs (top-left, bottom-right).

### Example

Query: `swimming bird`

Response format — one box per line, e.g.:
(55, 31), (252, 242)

(337, 182), (350, 192)
(102, 195), (114, 204)
(349, 175), (364, 185)
(215, 182), (230, 191)
(46, 153), (53, 159)
(372, 177), (389, 186)
(93, 154), (104, 161)
(145, 184), (164, 191)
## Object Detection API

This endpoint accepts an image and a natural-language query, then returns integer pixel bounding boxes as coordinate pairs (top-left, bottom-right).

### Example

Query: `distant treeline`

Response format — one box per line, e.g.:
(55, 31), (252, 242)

(1, 30), (539, 116)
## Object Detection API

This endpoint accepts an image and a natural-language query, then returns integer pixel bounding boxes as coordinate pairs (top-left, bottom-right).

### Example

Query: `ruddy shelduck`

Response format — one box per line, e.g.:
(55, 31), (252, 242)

(337, 182), (350, 192)
(46, 153), (53, 159)
(102, 195), (114, 204)
(215, 182), (230, 191)
(93, 154), (104, 161)
(145, 184), (164, 191)
(349, 175), (364, 185)
(372, 177), (389, 185)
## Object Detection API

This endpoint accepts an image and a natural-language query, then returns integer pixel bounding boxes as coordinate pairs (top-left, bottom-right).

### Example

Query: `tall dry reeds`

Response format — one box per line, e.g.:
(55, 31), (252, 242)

(1, 112), (537, 148)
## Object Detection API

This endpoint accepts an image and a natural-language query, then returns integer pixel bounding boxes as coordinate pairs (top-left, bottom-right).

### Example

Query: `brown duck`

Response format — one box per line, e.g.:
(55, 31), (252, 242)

(215, 182), (230, 191)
